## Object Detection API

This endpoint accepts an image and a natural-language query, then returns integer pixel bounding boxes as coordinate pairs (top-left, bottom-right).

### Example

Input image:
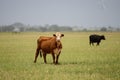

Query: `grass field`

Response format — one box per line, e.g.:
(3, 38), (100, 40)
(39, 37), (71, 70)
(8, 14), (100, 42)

(0, 32), (120, 80)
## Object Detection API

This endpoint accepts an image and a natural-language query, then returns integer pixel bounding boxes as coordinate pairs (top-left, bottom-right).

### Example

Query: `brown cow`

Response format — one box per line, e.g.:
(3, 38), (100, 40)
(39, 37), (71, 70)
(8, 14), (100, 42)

(34, 32), (64, 64)
(37, 36), (52, 57)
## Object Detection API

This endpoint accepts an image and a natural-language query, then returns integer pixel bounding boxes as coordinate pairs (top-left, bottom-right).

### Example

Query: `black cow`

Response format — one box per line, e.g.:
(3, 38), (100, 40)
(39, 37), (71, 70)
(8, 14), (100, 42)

(89, 34), (105, 46)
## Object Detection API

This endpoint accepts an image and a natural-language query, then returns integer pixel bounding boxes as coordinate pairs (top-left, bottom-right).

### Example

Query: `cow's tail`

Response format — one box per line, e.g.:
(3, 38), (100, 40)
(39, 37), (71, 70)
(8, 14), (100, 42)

(37, 39), (42, 58)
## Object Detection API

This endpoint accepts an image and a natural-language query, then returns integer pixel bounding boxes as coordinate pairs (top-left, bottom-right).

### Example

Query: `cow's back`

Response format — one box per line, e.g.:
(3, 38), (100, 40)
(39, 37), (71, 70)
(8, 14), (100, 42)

(38, 36), (52, 42)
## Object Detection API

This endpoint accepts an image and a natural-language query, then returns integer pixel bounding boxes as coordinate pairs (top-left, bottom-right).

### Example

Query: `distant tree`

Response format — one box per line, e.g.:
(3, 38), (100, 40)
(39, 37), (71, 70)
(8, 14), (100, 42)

(60, 26), (73, 31)
(11, 22), (25, 27)
(116, 27), (120, 31)
(108, 26), (113, 32)
(1, 25), (14, 32)
(26, 27), (38, 31)
(100, 27), (107, 31)
(48, 24), (60, 31)
(82, 28), (87, 31)
(39, 27), (47, 32)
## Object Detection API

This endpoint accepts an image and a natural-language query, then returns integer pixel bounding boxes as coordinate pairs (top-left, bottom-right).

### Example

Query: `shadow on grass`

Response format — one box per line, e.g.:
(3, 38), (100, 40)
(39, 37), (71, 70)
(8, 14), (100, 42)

(60, 61), (84, 65)
(34, 61), (87, 66)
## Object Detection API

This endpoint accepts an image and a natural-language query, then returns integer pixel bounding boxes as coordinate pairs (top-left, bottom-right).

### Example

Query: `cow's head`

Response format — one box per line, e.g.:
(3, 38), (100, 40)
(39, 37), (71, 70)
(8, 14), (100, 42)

(53, 32), (64, 41)
(101, 35), (105, 40)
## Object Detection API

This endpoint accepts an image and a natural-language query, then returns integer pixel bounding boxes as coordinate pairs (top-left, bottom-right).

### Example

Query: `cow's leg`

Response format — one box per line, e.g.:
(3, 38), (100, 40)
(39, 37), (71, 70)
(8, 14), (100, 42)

(34, 48), (40, 63)
(52, 53), (55, 64)
(56, 52), (61, 64)
(89, 41), (92, 45)
(43, 53), (47, 63)
(97, 42), (100, 46)
(97, 43), (99, 46)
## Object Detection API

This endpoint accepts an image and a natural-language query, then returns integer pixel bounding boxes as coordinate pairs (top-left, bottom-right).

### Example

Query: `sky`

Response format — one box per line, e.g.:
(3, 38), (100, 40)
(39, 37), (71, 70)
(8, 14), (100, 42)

(0, 0), (120, 27)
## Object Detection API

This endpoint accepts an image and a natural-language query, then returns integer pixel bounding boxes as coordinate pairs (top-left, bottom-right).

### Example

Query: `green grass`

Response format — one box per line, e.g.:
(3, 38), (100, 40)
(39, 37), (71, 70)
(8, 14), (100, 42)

(0, 32), (120, 80)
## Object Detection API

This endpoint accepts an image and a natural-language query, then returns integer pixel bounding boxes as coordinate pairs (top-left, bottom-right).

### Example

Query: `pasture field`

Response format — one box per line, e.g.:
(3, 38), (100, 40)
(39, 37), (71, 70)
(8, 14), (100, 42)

(0, 32), (120, 80)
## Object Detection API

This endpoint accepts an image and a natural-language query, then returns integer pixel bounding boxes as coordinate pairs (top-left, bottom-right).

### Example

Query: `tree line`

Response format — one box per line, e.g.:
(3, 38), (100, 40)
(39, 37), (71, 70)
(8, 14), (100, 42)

(0, 22), (120, 32)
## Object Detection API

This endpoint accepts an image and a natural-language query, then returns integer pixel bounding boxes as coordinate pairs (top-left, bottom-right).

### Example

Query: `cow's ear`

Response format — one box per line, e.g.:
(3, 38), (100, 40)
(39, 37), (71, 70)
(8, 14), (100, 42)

(61, 34), (64, 37)
(53, 34), (56, 37)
